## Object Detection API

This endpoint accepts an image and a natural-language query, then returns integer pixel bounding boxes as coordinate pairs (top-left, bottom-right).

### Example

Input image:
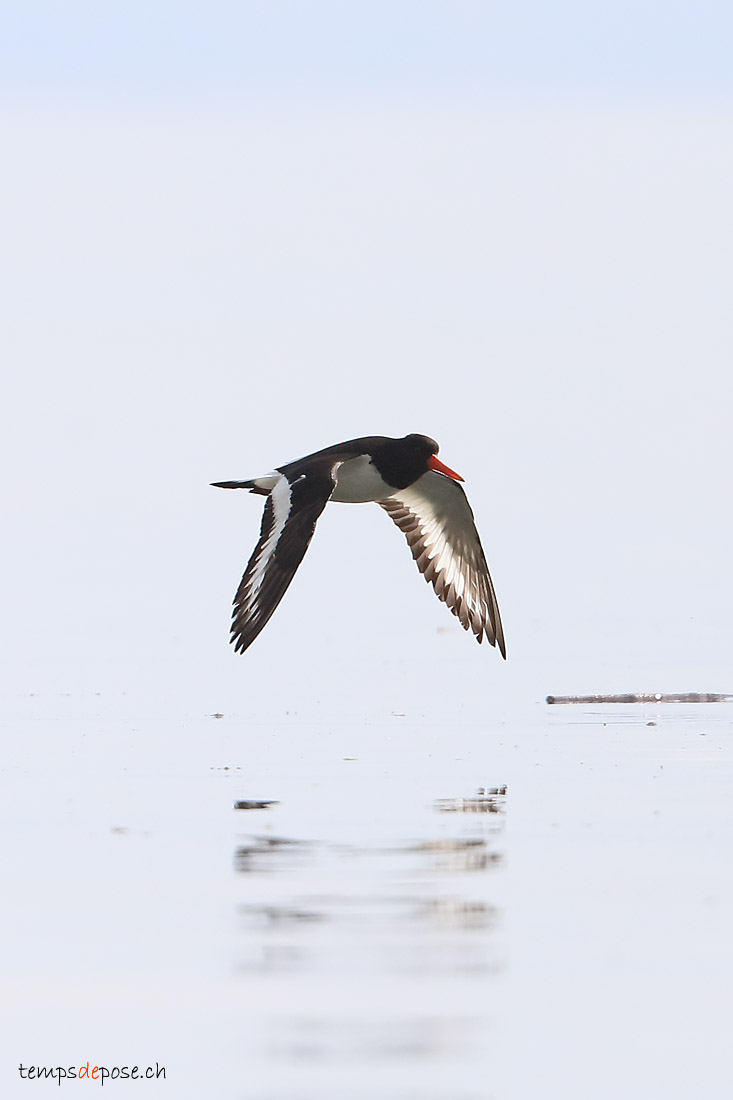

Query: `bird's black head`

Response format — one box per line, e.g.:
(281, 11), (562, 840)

(371, 434), (463, 490)
(402, 433), (440, 459)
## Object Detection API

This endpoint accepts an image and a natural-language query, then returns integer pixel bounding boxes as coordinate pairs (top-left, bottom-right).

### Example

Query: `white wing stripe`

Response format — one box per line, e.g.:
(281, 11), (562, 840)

(246, 475), (292, 604)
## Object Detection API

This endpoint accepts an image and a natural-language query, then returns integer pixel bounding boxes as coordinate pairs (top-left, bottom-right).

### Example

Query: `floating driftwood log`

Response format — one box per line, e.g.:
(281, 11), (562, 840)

(546, 692), (733, 705)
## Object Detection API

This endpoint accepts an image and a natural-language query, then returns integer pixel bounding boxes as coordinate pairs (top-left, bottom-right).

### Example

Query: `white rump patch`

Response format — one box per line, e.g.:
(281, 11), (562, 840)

(252, 472), (281, 491)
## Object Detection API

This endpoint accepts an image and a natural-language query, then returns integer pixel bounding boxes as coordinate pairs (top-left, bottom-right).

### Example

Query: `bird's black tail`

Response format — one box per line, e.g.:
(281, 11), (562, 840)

(210, 480), (269, 495)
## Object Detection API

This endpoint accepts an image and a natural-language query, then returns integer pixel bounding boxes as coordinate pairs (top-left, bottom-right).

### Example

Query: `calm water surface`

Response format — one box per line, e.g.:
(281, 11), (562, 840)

(2, 628), (732, 1099)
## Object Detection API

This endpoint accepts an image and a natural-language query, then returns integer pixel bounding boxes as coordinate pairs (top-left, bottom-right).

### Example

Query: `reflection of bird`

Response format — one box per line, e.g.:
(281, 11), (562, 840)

(212, 434), (506, 657)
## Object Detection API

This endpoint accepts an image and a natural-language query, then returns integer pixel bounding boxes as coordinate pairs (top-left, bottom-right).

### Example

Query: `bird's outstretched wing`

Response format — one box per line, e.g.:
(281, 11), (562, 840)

(229, 465), (340, 653)
(379, 470), (506, 656)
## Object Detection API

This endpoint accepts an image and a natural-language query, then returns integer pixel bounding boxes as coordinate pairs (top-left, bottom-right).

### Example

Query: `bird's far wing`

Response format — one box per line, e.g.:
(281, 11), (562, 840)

(378, 470), (506, 656)
(230, 464), (341, 654)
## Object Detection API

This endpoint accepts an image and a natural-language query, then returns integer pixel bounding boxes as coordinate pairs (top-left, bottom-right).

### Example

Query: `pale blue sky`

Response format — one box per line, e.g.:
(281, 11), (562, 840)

(2, 1), (732, 692)
(2, 0), (732, 105)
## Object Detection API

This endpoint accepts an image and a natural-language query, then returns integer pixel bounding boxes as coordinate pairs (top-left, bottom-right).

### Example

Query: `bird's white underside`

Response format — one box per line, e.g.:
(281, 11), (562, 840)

(253, 456), (395, 504)
(330, 455), (397, 503)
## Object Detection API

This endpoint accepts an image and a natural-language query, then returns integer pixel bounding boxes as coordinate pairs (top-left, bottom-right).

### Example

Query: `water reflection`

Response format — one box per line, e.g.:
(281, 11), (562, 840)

(234, 835), (311, 874)
(231, 787), (506, 1090)
(265, 1013), (480, 1062)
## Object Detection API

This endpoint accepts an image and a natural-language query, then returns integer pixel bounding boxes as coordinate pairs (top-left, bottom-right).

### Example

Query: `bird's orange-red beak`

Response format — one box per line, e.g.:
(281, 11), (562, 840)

(428, 455), (464, 482)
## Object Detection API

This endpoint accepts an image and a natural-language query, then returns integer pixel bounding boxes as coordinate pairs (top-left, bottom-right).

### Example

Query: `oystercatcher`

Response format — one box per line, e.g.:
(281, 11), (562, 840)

(212, 434), (505, 657)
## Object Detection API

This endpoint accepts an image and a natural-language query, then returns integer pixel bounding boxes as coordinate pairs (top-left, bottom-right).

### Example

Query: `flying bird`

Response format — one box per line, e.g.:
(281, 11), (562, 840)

(212, 434), (505, 657)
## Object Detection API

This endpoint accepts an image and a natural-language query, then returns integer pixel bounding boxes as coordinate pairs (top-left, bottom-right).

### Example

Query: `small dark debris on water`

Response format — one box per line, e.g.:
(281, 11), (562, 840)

(546, 692), (733, 705)
(233, 799), (279, 810)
